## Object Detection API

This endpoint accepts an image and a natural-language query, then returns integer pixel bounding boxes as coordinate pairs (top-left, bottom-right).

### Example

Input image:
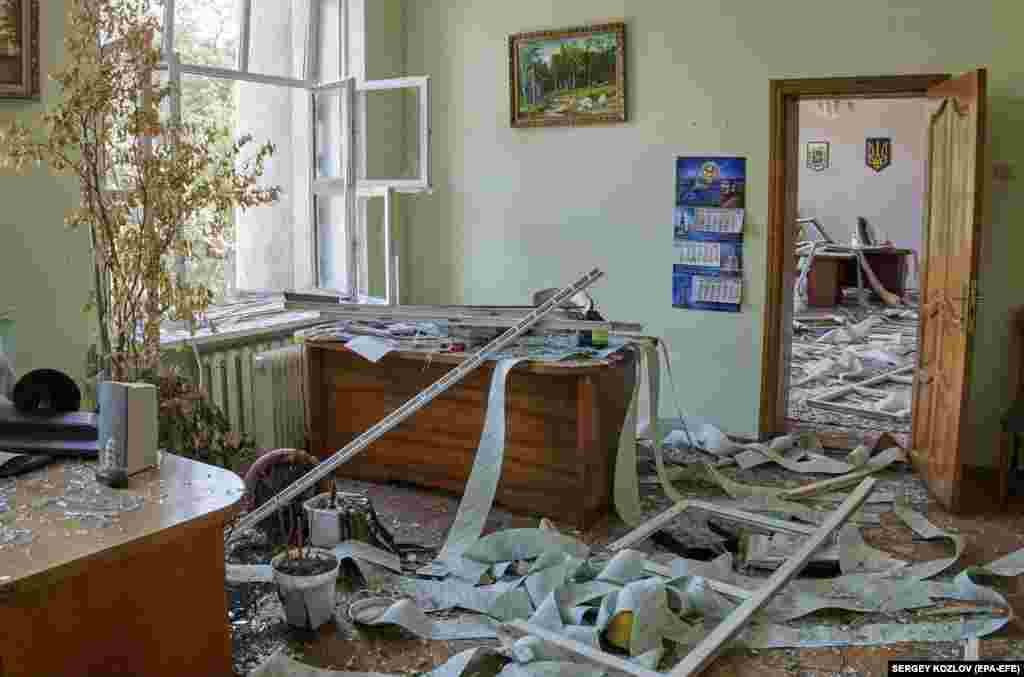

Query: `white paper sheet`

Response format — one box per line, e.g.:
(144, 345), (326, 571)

(344, 336), (397, 363)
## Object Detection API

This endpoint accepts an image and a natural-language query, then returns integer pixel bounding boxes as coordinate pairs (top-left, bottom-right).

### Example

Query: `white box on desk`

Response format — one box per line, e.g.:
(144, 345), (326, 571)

(98, 381), (159, 476)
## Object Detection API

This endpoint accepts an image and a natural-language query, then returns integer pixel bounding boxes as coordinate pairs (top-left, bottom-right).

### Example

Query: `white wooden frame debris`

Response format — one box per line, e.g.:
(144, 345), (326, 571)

(233, 268), (606, 534)
(805, 365), (915, 421)
(607, 500), (817, 553)
(283, 296), (644, 334)
(667, 478), (877, 677)
(506, 480), (876, 677)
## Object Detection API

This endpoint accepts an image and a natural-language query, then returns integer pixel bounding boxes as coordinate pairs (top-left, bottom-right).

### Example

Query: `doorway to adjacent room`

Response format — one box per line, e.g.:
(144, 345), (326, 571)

(785, 97), (930, 446)
(759, 71), (989, 512)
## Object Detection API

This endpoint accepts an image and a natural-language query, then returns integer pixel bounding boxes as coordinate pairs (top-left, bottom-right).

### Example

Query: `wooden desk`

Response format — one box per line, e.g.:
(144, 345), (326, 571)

(838, 249), (911, 298)
(0, 454), (244, 677)
(305, 345), (637, 530)
(797, 248), (911, 307)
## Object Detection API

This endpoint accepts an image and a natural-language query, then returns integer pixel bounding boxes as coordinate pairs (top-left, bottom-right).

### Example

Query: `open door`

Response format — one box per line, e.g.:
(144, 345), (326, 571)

(911, 69), (988, 512)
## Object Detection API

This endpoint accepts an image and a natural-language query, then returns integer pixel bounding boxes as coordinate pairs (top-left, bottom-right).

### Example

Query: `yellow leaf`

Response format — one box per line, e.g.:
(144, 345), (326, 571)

(604, 611), (633, 651)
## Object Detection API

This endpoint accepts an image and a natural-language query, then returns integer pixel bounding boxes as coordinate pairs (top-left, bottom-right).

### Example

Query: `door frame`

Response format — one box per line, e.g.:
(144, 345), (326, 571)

(758, 74), (950, 437)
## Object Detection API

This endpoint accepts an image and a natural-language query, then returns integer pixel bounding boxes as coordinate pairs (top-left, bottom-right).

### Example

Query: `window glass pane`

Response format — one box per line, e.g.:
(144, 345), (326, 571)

(317, 0), (342, 83)
(360, 88), (420, 181)
(362, 196), (387, 299)
(180, 74), (309, 296)
(315, 90), (342, 179)
(174, 0), (241, 70)
(316, 194), (346, 290)
(248, 0), (309, 79)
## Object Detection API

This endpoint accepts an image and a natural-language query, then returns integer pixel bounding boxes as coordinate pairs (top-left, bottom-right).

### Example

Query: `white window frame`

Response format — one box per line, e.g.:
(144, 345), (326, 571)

(154, 0), (429, 305)
(357, 77), (431, 194)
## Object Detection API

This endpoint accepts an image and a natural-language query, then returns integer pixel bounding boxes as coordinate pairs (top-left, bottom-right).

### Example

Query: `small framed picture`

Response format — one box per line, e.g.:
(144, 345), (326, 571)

(806, 141), (829, 172)
(0, 0), (40, 100)
(508, 21), (626, 128)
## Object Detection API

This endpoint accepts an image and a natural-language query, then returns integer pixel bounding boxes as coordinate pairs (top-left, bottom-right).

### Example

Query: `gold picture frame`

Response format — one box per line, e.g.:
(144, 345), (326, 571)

(0, 0), (40, 100)
(508, 21), (626, 129)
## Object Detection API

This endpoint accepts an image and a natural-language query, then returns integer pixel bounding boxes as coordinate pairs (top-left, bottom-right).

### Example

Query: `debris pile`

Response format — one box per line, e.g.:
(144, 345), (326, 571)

(790, 304), (919, 432)
(240, 502), (1022, 677)
(232, 417), (1020, 676)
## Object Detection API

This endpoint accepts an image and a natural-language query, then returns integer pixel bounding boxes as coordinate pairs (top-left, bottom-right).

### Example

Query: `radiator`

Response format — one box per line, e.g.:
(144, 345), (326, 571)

(196, 340), (307, 450)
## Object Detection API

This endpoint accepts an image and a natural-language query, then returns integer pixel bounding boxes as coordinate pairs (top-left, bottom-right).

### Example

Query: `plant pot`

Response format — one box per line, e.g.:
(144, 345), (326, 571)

(271, 548), (340, 630)
(303, 493), (345, 547)
(302, 490), (397, 552)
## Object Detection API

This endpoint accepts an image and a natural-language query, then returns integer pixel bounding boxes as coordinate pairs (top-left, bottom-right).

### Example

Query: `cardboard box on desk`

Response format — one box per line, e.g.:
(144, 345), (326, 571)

(98, 382), (159, 475)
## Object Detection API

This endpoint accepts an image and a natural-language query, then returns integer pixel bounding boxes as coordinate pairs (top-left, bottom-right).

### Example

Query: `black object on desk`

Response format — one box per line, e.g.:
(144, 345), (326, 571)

(0, 398), (99, 458)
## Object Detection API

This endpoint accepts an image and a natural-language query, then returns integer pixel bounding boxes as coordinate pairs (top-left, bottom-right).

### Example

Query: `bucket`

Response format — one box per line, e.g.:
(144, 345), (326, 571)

(271, 548), (340, 630)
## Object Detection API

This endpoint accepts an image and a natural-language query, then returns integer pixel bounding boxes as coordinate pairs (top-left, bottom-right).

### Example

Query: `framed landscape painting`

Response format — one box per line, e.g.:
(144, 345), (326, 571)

(0, 0), (39, 99)
(509, 21), (626, 128)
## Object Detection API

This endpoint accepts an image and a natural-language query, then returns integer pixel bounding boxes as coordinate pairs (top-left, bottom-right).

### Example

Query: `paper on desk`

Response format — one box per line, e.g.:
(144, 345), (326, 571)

(345, 335), (397, 363)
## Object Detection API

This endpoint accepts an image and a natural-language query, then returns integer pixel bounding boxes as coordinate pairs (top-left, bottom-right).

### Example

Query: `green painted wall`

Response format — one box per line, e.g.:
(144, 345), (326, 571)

(0, 1), (92, 384)
(403, 1), (1022, 462)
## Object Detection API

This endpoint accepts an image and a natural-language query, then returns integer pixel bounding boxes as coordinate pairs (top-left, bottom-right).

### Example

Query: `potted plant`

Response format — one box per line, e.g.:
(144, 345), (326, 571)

(0, 0), (279, 390)
(303, 481), (397, 551)
(271, 523), (340, 630)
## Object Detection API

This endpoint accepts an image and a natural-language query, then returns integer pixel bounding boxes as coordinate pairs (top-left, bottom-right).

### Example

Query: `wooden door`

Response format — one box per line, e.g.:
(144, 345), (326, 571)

(911, 69), (987, 512)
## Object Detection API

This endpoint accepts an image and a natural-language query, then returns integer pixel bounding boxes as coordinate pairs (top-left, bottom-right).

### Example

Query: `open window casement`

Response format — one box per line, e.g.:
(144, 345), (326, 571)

(150, 0), (428, 304)
(312, 78), (356, 292)
(353, 186), (399, 305)
(355, 76), (431, 194)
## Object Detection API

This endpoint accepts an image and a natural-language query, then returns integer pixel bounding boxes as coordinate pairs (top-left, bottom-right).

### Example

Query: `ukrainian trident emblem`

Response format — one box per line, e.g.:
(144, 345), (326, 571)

(866, 138), (891, 173)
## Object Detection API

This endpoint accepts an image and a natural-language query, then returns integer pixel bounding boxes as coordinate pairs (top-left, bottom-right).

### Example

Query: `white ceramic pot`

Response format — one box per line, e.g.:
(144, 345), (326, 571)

(270, 548), (340, 630)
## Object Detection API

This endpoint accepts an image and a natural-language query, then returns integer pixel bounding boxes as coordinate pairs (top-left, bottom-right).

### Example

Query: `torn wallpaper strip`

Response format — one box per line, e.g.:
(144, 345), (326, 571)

(350, 598), (498, 640)
(612, 344), (645, 526)
(892, 499), (965, 580)
(226, 540), (402, 585)
(981, 546), (1024, 577)
(398, 576), (534, 621)
(837, 524), (908, 574)
(426, 358), (528, 579)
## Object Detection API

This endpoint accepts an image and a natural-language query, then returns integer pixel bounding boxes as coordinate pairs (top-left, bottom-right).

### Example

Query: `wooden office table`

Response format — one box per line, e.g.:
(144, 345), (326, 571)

(0, 454), (244, 677)
(798, 248), (911, 307)
(305, 344), (637, 530)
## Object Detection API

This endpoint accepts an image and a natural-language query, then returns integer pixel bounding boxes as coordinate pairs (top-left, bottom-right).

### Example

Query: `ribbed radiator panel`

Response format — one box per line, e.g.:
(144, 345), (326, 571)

(196, 338), (304, 450)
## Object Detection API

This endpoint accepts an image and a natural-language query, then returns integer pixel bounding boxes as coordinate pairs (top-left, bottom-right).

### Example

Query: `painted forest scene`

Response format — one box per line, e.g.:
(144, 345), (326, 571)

(0, 0), (20, 56)
(511, 24), (625, 127)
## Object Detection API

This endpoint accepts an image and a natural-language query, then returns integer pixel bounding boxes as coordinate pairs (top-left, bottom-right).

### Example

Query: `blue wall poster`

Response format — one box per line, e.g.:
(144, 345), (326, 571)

(673, 156), (746, 312)
(676, 157), (746, 209)
(672, 265), (742, 313)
